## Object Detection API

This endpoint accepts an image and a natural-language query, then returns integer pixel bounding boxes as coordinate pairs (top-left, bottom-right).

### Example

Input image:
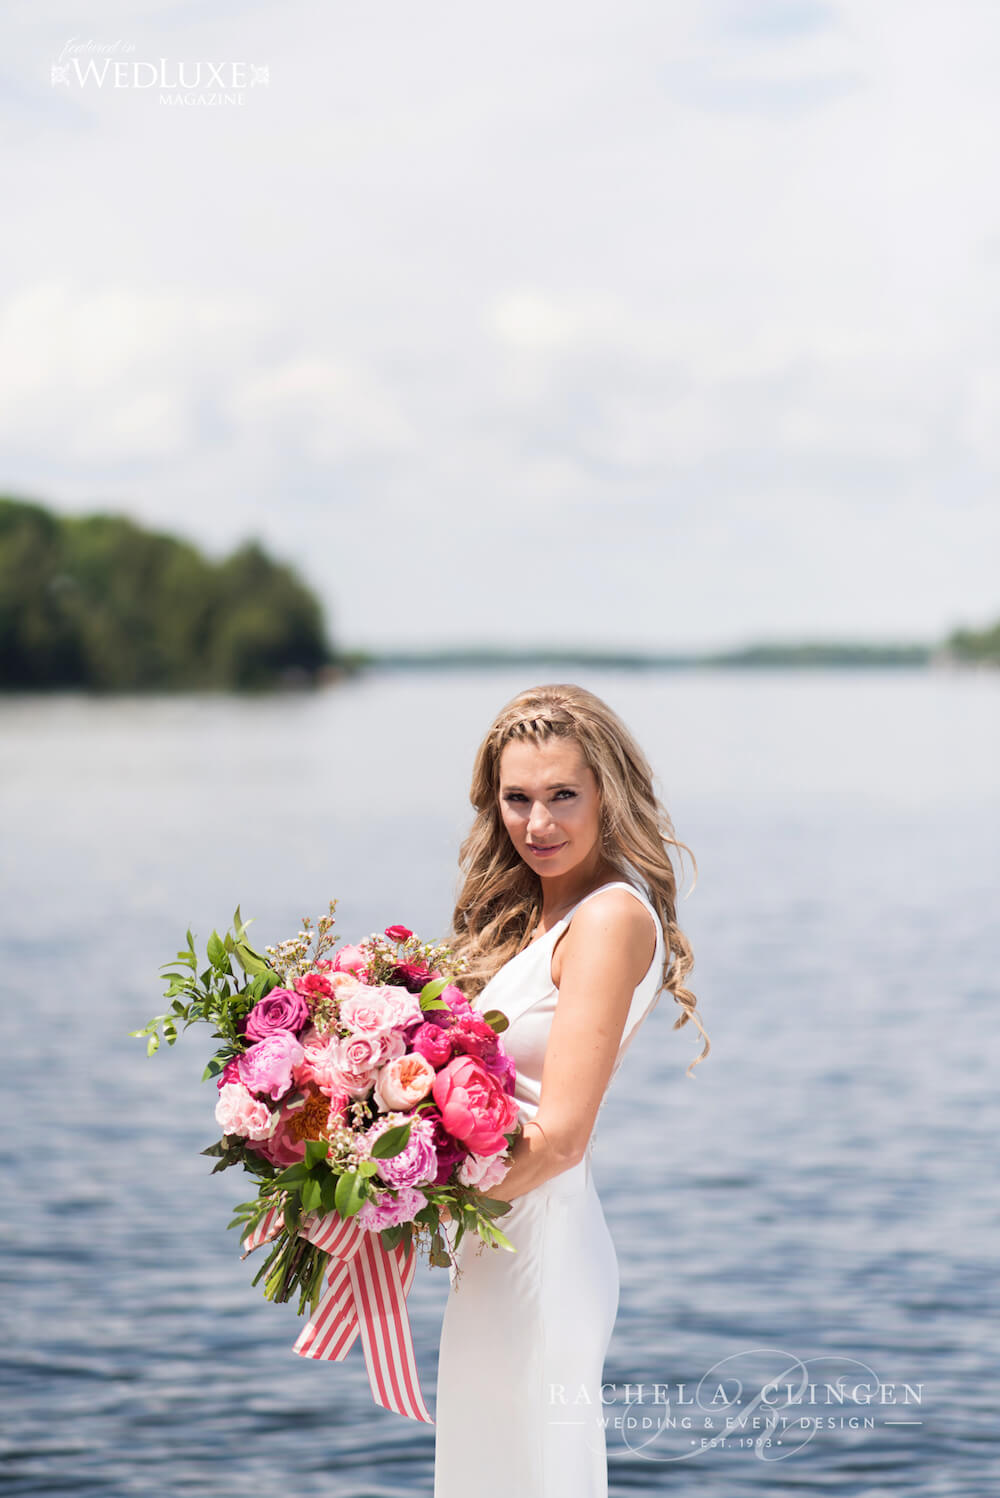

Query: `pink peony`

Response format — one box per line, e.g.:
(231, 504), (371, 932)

(355, 1183), (427, 1232)
(374, 1053), (437, 1112)
(237, 1030), (305, 1101)
(244, 989), (310, 1041)
(214, 1081), (277, 1141)
(364, 1111), (439, 1188)
(432, 1055), (521, 1155)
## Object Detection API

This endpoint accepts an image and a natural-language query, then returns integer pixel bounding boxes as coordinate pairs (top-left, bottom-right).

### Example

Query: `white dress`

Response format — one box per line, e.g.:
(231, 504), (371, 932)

(433, 880), (665, 1498)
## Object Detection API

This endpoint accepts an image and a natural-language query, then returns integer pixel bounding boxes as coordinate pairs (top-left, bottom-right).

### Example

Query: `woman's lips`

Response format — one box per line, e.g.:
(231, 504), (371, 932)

(527, 841), (567, 858)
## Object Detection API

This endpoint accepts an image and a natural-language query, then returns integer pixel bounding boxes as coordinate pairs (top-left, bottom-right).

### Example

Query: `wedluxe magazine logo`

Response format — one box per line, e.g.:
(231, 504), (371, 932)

(50, 38), (269, 107)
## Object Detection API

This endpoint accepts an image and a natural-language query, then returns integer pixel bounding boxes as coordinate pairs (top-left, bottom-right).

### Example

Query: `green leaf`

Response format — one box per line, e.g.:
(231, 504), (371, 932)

(200, 1139), (227, 1157)
(369, 1120), (412, 1159)
(234, 941), (271, 977)
(334, 1170), (366, 1218)
(320, 1172), (338, 1214)
(301, 1177), (322, 1212)
(379, 1224), (404, 1249)
(146, 1033), (160, 1057)
(304, 1140), (330, 1169)
(275, 1163), (309, 1187)
(202, 1054), (228, 1082)
(284, 1194), (302, 1233)
(206, 929), (228, 968)
(418, 976), (450, 1010)
(482, 1008), (509, 1034)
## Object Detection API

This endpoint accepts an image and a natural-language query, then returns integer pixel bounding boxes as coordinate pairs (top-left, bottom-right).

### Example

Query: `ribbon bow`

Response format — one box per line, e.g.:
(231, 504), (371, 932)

(243, 1205), (433, 1423)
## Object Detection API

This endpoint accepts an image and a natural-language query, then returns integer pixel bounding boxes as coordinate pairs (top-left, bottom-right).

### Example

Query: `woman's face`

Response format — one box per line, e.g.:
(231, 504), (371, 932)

(497, 736), (603, 878)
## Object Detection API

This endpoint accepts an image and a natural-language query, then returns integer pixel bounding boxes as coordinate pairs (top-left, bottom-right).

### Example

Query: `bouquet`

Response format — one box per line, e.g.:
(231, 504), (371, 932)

(132, 900), (522, 1422)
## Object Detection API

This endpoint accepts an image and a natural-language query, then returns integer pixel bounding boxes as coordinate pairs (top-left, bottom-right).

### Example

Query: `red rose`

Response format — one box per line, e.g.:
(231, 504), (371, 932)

(385, 925), (413, 942)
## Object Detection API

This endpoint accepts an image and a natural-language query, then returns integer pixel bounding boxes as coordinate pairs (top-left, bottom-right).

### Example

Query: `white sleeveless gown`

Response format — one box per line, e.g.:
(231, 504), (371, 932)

(433, 880), (665, 1498)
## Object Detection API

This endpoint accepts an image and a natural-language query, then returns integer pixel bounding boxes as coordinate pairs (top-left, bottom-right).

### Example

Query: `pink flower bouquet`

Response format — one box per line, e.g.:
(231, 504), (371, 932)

(134, 903), (521, 1337)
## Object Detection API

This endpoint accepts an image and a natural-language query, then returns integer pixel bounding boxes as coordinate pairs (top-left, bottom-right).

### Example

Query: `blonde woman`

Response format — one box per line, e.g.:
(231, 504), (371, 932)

(433, 683), (709, 1498)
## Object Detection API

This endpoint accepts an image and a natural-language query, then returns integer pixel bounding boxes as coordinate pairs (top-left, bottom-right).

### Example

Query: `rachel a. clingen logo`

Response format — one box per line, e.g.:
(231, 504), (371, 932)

(50, 38), (269, 106)
(546, 1350), (926, 1464)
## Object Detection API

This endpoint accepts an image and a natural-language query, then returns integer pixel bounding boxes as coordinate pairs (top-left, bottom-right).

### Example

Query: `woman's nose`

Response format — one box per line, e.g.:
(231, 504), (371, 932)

(527, 801), (553, 833)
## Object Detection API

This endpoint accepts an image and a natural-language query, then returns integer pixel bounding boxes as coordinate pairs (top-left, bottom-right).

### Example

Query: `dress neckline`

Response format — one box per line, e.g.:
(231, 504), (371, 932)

(521, 879), (647, 953)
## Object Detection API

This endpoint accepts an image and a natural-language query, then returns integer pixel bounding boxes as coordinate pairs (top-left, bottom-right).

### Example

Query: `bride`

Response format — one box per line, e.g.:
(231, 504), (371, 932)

(433, 682), (710, 1498)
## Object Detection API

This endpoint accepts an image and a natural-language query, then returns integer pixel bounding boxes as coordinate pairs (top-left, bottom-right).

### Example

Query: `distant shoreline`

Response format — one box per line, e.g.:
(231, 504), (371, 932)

(328, 643), (943, 674)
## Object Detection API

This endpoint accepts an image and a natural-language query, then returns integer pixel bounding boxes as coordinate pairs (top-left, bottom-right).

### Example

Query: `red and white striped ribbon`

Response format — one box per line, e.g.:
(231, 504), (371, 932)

(243, 1205), (432, 1424)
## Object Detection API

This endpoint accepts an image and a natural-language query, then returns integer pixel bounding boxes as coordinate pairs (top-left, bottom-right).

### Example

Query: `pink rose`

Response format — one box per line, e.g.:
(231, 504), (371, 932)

(432, 1055), (521, 1155)
(457, 1149), (512, 1191)
(237, 1030), (305, 1101)
(244, 989), (310, 1041)
(214, 1081), (277, 1142)
(374, 1053), (436, 1112)
(385, 925), (413, 941)
(441, 983), (471, 1011)
(340, 985), (420, 1037)
(332, 943), (368, 976)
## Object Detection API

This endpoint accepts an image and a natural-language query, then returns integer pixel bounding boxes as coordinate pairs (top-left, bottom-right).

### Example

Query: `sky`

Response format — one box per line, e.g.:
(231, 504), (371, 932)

(1, 0), (997, 653)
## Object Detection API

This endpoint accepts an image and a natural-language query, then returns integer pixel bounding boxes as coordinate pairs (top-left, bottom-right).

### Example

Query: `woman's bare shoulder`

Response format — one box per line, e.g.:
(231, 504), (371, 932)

(553, 886), (657, 988)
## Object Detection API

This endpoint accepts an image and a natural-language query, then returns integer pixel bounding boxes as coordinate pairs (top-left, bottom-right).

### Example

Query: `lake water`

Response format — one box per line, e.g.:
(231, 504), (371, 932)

(1, 666), (997, 1497)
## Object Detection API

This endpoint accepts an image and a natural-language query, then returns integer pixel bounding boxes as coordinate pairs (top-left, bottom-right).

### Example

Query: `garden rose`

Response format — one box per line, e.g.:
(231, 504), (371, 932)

(374, 1052), (437, 1111)
(237, 1029), (305, 1100)
(384, 925), (413, 942)
(432, 1054), (520, 1155)
(214, 1082), (277, 1142)
(244, 989), (310, 1041)
(410, 1021), (454, 1068)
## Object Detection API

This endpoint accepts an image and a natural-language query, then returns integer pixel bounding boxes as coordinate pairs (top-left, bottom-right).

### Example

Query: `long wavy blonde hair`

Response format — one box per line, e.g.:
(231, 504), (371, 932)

(448, 683), (710, 1078)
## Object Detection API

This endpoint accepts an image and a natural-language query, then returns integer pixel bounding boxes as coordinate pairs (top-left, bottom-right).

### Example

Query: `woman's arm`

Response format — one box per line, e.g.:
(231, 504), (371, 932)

(479, 888), (657, 1204)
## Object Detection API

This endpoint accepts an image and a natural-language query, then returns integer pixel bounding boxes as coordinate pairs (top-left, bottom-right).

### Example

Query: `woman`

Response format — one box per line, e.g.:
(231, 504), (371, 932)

(433, 683), (710, 1498)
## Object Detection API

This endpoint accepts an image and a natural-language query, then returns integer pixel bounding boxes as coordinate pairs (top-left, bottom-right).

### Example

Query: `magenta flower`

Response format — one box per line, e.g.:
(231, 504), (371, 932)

(245, 989), (310, 1041)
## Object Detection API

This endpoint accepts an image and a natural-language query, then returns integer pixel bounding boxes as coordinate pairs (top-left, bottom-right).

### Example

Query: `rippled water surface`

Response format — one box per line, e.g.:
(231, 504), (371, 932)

(1, 667), (997, 1496)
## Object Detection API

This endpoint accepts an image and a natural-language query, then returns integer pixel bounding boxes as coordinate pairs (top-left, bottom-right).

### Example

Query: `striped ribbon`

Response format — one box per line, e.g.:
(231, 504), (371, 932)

(243, 1203), (433, 1423)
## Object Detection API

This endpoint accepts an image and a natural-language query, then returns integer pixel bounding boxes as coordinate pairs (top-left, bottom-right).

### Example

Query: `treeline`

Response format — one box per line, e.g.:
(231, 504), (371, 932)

(940, 619), (1000, 665)
(0, 495), (339, 691)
